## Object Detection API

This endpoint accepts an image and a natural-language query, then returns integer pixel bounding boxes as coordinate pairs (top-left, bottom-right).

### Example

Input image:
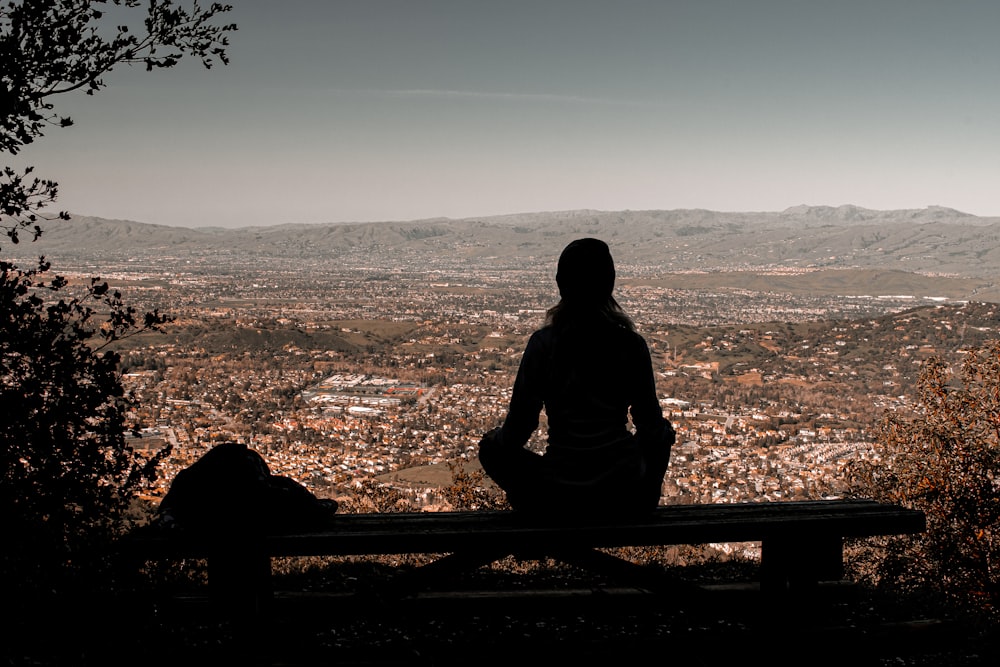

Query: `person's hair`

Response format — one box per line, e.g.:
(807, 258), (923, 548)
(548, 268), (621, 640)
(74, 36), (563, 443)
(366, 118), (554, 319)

(545, 238), (635, 332)
(545, 295), (635, 331)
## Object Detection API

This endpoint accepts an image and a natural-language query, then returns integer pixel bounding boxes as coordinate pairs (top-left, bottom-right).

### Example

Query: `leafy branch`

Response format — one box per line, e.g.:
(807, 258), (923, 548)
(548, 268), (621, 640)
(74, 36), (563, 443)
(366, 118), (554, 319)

(1, 0), (236, 243)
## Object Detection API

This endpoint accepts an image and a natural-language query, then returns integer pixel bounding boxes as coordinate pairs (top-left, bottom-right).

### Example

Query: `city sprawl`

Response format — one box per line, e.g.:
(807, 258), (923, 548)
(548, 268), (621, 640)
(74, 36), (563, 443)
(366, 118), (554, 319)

(59, 245), (999, 511)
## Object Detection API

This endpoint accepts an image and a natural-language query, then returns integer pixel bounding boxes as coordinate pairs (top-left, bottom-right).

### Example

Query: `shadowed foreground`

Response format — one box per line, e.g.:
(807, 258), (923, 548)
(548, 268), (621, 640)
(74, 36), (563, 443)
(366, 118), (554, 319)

(9, 559), (994, 667)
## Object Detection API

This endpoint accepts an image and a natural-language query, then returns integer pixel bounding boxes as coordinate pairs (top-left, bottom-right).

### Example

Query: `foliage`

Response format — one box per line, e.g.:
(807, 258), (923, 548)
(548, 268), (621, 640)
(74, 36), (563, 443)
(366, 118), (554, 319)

(1, 0), (236, 242)
(0, 257), (172, 591)
(0, 0), (234, 599)
(850, 340), (1000, 618)
(337, 461), (510, 514)
(340, 478), (413, 514)
(442, 459), (509, 511)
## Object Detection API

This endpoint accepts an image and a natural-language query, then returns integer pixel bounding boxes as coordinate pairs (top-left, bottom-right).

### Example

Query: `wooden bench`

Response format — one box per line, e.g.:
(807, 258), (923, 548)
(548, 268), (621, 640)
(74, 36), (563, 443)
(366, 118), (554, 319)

(121, 498), (924, 618)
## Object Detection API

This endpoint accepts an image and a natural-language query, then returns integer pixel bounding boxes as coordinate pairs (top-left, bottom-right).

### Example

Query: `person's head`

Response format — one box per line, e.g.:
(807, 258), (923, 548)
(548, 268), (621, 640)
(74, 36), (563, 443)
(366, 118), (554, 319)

(555, 238), (615, 305)
(547, 238), (633, 331)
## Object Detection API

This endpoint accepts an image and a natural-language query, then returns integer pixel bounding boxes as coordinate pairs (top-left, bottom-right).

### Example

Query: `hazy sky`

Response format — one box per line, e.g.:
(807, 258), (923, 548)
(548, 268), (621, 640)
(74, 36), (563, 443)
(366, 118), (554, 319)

(13, 1), (1000, 228)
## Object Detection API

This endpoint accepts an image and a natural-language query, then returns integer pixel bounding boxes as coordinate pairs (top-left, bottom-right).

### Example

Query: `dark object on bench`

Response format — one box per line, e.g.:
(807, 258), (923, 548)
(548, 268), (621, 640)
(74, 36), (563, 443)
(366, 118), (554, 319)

(122, 499), (924, 617)
(157, 442), (337, 535)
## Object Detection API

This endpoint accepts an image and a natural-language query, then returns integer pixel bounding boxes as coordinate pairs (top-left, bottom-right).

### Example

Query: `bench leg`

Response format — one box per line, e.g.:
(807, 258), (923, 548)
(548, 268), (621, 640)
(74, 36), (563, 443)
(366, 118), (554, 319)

(208, 540), (272, 620)
(760, 535), (843, 595)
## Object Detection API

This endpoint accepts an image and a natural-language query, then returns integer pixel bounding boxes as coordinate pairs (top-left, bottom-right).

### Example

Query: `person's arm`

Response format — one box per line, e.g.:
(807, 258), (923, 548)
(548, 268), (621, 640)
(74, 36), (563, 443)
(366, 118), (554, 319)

(629, 334), (671, 443)
(499, 330), (547, 449)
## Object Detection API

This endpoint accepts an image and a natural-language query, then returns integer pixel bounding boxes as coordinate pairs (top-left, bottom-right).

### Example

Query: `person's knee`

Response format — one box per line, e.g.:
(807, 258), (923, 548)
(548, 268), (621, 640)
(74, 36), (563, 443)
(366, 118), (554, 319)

(477, 427), (502, 469)
(643, 424), (673, 469)
(664, 420), (676, 446)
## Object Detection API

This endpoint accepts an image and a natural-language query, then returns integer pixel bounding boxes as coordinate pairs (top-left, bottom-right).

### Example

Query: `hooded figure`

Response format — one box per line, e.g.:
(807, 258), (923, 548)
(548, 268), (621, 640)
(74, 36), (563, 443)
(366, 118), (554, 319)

(478, 238), (675, 515)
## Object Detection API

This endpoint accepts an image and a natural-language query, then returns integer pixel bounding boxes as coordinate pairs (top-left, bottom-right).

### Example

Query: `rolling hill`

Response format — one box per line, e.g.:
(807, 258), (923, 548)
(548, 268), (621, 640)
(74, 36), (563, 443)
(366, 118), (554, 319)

(5, 205), (1000, 300)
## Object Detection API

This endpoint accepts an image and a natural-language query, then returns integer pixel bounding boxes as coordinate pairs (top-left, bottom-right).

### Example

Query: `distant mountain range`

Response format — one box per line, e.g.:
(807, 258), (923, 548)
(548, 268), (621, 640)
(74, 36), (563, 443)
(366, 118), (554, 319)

(6, 205), (1000, 300)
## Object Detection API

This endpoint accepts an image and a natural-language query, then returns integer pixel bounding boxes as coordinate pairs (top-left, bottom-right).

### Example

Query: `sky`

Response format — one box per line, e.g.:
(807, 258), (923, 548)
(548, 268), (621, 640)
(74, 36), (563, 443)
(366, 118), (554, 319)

(12, 1), (1000, 228)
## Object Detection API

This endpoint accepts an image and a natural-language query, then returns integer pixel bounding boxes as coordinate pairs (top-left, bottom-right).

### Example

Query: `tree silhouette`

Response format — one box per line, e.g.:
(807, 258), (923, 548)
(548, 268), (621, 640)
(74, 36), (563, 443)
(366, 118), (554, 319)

(1, 0), (235, 601)
(2, 0), (236, 242)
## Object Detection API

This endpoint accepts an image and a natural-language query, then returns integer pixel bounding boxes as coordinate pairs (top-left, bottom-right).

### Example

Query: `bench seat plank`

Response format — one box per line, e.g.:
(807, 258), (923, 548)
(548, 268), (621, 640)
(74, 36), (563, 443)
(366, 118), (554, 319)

(126, 499), (925, 559)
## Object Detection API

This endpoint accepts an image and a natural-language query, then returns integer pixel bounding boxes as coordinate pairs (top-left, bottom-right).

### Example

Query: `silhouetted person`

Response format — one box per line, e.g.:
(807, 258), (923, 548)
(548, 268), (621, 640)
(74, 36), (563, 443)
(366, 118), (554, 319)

(479, 238), (675, 515)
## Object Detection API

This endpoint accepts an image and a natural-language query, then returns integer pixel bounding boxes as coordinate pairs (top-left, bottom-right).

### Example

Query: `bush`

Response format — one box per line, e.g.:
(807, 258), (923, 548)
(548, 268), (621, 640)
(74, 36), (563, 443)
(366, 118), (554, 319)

(442, 459), (509, 511)
(339, 478), (413, 513)
(0, 259), (170, 598)
(1, 0), (234, 606)
(850, 340), (1000, 618)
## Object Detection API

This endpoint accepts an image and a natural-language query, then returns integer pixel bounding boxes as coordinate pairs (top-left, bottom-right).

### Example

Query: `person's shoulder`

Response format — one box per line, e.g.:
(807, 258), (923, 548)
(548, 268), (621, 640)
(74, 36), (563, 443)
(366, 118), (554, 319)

(630, 327), (649, 342)
(608, 320), (643, 340)
(532, 324), (556, 338)
(526, 326), (556, 349)
(622, 326), (651, 350)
